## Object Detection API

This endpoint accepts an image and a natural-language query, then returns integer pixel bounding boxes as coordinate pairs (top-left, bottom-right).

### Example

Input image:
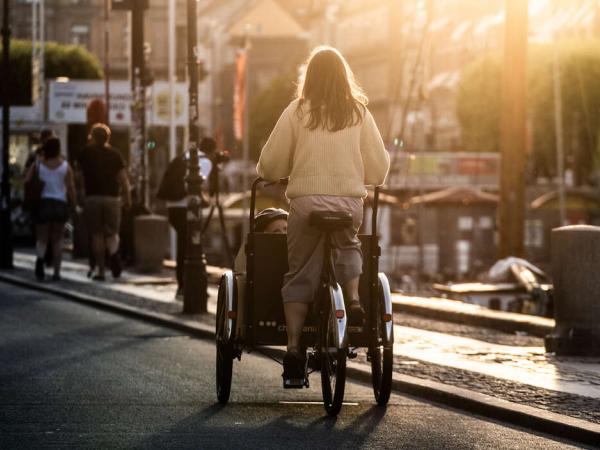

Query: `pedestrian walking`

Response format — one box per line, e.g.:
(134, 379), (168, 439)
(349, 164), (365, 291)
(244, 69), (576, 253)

(25, 137), (76, 281)
(156, 138), (213, 298)
(25, 128), (57, 267)
(256, 46), (390, 382)
(77, 123), (131, 281)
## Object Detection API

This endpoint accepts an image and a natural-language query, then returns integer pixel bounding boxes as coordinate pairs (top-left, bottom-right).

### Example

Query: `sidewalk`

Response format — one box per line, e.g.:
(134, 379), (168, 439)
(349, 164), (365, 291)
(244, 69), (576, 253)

(3, 251), (600, 432)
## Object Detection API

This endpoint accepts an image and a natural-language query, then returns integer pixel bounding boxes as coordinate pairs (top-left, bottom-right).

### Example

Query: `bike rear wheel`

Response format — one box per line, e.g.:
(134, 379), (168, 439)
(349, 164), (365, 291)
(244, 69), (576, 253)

(370, 275), (394, 406)
(216, 274), (234, 404)
(320, 286), (347, 416)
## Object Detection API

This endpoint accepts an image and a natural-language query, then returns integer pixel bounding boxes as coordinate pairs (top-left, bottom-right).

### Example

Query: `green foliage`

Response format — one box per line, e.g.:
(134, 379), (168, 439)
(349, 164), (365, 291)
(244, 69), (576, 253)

(0, 39), (103, 105)
(456, 54), (502, 152)
(249, 73), (297, 162)
(457, 39), (600, 183)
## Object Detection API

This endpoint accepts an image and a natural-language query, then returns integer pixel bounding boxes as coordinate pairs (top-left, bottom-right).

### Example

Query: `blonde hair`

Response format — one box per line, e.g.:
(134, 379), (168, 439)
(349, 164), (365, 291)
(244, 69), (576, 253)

(296, 46), (368, 132)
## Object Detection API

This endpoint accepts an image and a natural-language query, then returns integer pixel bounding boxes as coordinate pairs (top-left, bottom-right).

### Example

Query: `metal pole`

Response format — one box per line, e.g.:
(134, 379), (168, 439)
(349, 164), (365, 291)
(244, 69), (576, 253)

(168, 0), (176, 260)
(39, 0), (44, 120)
(31, 0), (37, 105)
(1, 0), (13, 269)
(183, 0), (208, 313)
(241, 32), (250, 241)
(168, 0), (176, 161)
(131, 0), (147, 210)
(498, 0), (528, 258)
(552, 31), (566, 226)
(104, 0), (110, 124)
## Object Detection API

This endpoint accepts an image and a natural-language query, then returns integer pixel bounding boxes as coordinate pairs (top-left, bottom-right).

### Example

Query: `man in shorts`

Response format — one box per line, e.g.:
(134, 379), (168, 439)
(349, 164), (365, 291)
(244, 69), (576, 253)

(77, 123), (131, 281)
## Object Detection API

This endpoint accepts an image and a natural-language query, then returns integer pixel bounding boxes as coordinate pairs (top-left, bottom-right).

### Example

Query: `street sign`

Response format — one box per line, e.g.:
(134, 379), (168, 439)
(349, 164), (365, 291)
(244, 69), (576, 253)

(47, 79), (189, 127)
(389, 152), (500, 190)
(48, 80), (132, 125)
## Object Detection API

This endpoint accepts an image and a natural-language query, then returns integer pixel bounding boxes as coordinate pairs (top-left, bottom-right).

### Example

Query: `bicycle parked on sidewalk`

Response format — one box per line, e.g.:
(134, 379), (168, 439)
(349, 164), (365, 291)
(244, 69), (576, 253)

(215, 178), (394, 416)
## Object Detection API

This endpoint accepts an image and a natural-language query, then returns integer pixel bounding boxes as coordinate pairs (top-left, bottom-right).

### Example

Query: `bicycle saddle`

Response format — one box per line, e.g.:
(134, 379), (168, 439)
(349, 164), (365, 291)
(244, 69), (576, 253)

(309, 211), (353, 232)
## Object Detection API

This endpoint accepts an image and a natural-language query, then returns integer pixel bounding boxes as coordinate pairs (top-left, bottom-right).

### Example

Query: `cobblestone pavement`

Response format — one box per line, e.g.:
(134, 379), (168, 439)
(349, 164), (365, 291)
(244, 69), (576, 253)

(391, 355), (600, 424)
(353, 351), (600, 424)
(8, 251), (600, 426)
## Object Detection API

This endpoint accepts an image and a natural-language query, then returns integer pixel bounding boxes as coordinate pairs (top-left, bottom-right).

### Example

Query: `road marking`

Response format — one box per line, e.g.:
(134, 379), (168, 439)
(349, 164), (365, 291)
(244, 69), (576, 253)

(278, 401), (359, 406)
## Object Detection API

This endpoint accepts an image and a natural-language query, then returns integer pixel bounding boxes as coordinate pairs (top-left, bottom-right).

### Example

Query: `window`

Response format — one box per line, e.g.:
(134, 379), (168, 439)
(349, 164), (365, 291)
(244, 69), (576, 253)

(525, 219), (544, 248)
(70, 24), (90, 49)
(456, 240), (470, 274)
(478, 216), (493, 230)
(458, 216), (473, 231)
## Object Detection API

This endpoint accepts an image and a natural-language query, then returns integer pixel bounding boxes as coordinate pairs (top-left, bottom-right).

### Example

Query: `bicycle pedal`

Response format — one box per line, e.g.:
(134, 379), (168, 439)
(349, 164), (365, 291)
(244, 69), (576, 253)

(283, 377), (308, 389)
(348, 349), (358, 359)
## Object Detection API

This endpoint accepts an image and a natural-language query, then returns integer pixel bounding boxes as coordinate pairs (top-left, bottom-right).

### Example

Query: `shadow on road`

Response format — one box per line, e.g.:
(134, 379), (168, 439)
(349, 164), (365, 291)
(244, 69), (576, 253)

(136, 402), (388, 450)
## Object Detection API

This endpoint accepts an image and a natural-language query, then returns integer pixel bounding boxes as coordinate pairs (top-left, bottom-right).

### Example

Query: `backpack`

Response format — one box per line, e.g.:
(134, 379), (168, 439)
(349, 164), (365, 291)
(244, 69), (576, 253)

(23, 162), (45, 212)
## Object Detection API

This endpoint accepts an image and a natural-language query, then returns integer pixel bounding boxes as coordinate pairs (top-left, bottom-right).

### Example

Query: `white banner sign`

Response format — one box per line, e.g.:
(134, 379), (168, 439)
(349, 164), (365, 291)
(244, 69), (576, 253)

(48, 80), (189, 126)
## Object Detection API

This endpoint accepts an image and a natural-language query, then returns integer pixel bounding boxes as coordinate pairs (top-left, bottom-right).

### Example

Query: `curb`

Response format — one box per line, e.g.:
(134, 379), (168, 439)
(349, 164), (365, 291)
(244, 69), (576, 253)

(346, 364), (600, 447)
(392, 296), (554, 337)
(0, 271), (597, 447)
(0, 271), (215, 340)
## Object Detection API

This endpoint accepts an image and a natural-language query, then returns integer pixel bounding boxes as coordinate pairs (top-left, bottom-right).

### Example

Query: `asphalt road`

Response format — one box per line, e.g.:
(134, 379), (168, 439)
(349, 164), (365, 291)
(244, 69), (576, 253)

(0, 282), (585, 449)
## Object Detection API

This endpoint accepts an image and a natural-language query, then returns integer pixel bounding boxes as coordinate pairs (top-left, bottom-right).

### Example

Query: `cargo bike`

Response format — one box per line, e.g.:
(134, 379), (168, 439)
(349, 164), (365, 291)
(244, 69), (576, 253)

(215, 178), (394, 416)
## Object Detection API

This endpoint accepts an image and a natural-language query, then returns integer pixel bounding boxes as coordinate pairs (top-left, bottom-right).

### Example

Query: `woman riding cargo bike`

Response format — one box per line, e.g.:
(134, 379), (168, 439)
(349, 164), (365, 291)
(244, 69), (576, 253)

(215, 46), (392, 416)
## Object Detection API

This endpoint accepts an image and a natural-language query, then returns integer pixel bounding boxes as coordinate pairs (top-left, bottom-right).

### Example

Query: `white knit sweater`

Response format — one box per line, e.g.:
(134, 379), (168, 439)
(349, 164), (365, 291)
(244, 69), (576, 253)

(256, 99), (390, 198)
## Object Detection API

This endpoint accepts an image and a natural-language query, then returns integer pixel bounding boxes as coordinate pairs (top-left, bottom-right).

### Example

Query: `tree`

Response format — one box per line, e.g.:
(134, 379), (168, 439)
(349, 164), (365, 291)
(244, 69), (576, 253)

(0, 39), (103, 106)
(249, 73), (297, 162)
(457, 40), (600, 184)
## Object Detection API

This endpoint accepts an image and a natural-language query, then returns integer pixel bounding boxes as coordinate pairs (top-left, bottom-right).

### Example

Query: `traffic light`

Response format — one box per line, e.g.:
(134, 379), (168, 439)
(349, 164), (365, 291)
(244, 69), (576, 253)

(393, 137), (404, 148)
(146, 129), (157, 150)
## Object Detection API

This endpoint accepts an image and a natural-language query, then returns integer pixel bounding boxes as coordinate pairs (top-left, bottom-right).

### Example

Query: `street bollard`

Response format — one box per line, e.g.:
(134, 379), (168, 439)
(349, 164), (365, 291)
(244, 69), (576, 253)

(134, 214), (169, 273)
(183, 198), (208, 314)
(545, 225), (600, 356)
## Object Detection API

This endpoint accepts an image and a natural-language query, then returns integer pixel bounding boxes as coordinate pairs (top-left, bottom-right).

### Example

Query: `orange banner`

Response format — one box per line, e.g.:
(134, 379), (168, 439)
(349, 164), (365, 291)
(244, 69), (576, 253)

(233, 49), (247, 141)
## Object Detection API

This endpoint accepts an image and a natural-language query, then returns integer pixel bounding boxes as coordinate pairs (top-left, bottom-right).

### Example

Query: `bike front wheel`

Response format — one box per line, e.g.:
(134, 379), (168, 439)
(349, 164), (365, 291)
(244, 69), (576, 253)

(320, 285), (347, 416)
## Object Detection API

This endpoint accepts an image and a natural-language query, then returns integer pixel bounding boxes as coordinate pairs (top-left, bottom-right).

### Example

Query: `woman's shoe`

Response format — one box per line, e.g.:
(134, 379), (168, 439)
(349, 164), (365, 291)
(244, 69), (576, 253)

(51, 274), (61, 282)
(35, 258), (45, 281)
(92, 274), (106, 282)
(109, 252), (122, 278)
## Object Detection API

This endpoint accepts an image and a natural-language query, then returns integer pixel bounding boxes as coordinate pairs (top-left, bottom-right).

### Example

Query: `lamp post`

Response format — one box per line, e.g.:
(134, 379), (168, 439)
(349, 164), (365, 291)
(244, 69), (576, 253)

(104, 0), (110, 124)
(113, 0), (149, 209)
(0, 0), (13, 269)
(183, 0), (208, 313)
(498, 0), (528, 258)
(131, 0), (148, 210)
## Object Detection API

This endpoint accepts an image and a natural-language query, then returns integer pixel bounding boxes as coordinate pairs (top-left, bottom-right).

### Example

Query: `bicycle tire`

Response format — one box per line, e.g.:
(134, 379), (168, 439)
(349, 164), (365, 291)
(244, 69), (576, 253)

(370, 277), (393, 406)
(216, 275), (234, 405)
(320, 287), (347, 416)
